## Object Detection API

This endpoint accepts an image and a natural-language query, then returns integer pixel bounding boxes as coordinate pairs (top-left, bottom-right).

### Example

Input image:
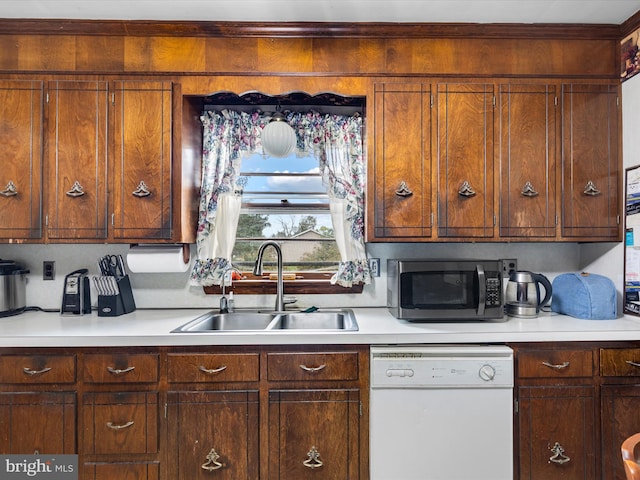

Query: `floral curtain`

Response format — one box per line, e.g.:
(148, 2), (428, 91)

(190, 110), (265, 286)
(190, 108), (371, 288)
(289, 112), (371, 287)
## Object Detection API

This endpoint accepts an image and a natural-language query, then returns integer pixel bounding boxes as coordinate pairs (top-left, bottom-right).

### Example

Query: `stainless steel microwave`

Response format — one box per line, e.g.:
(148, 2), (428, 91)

(387, 259), (505, 321)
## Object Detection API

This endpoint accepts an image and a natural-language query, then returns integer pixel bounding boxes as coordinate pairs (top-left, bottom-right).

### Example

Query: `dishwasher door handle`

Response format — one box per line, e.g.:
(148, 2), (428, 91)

(386, 368), (415, 377)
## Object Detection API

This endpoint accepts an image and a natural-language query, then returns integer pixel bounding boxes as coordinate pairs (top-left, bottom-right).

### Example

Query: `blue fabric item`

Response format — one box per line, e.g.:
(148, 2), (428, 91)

(551, 272), (617, 319)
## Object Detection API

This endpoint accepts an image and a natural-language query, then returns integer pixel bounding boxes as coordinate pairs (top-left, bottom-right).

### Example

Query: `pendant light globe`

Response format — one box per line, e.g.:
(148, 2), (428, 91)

(261, 111), (296, 158)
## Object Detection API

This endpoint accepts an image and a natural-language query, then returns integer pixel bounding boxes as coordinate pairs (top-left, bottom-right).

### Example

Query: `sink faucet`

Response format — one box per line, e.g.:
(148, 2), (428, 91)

(219, 266), (233, 314)
(253, 241), (285, 312)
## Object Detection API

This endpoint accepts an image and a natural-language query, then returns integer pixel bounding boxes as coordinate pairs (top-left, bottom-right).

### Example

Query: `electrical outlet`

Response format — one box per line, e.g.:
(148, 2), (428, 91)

(43, 261), (55, 280)
(501, 259), (517, 278)
(369, 258), (381, 277)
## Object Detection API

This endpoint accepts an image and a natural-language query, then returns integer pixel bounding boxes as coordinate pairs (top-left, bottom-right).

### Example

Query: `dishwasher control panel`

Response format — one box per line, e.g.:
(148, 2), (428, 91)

(371, 345), (513, 388)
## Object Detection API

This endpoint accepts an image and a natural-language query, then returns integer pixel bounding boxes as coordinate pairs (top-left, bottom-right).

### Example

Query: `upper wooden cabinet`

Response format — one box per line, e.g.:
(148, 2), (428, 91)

(0, 80), (43, 240)
(371, 82), (432, 240)
(561, 83), (620, 240)
(47, 80), (173, 242)
(498, 84), (558, 238)
(368, 78), (620, 243)
(111, 81), (173, 240)
(46, 80), (109, 240)
(436, 82), (495, 238)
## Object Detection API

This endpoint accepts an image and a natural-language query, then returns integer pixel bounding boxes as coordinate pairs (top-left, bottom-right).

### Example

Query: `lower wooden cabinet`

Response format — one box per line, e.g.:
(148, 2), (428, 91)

(600, 347), (640, 480)
(518, 386), (596, 479)
(166, 390), (259, 479)
(165, 346), (369, 480)
(268, 389), (361, 480)
(82, 392), (159, 455)
(83, 462), (160, 480)
(0, 392), (76, 454)
(0, 352), (77, 454)
(514, 345), (597, 479)
(512, 342), (640, 480)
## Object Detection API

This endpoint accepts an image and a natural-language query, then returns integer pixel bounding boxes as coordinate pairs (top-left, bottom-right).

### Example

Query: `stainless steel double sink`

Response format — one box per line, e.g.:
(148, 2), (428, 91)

(171, 309), (358, 333)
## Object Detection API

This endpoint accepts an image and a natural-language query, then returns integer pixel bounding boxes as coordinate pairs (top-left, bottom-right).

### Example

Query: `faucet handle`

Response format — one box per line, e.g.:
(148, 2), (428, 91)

(283, 296), (297, 306)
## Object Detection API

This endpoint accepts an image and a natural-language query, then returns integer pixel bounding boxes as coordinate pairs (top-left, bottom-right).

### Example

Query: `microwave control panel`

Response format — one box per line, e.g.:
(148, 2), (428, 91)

(485, 273), (502, 306)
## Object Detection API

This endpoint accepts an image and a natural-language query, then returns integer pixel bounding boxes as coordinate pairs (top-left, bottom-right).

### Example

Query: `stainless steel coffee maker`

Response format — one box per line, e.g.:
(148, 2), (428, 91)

(505, 271), (552, 318)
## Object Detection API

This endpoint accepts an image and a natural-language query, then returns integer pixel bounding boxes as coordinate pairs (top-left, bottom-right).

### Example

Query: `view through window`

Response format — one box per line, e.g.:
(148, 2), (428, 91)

(232, 150), (340, 274)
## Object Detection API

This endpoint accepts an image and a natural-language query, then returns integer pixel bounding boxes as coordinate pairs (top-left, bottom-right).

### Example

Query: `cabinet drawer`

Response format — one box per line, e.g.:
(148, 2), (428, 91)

(600, 348), (640, 376)
(0, 355), (76, 384)
(267, 352), (359, 381)
(517, 349), (593, 378)
(82, 392), (158, 454)
(167, 353), (259, 383)
(83, 354), (158, 383)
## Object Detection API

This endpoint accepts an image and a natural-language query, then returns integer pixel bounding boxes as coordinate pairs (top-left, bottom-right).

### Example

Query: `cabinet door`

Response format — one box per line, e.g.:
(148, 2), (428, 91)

(601, 385), (640, 480)
(371, 82), (432, 240)
(111, 81), (172, 240)
(498, 84), (557, 238)
(561, 83), (620, 239)
(0, 80), (43, 239)
(166, 390), (259, 480)
(518, 386), (596, 480)
(437, 83), (495, 238)
(268, 389), (361, 480)
(0, 392), (76, 454)
(47, 80), (109, 239)
(83, 462), (159, 480)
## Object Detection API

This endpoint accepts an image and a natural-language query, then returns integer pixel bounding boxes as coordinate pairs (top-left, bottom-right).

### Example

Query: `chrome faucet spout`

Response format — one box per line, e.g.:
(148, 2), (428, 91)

(219, 274), (229, 314)
(253, 241), (284, 312)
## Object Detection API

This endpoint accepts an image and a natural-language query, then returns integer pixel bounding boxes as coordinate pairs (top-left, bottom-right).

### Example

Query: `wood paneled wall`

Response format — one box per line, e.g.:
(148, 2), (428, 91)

(0, 20), (621, 80)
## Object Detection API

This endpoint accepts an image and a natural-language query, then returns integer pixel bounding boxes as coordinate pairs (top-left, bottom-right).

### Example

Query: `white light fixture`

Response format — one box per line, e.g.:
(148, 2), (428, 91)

(261, 109), (296, 158)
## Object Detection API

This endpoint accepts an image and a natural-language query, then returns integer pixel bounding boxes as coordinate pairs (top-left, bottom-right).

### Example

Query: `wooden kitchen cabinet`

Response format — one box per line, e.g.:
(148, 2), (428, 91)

(81, 352), (160, 479)
(266, 350), (365, 479)
(436, 82), (495, 238)
(0, 80), (44, 240)
(0, 345), (367, 480)
(83, 462), (160, 480)
(370, 82), (432, 240)
(167, 390), (260, 480)
(111, 80), (173, 240)
(0, 392), (76, 454)
(561, 83), (621, 240)
(0, 353), (76, 454)
(46, 80), (109, 240)
(367, 78), (621, 243)
(38, 79), (178, 243)
(498, 83), (557, 238)
(514, 346), (597, 480)
(82, 391), (159, 455)
(268, 389), (361, 480)
(82, 353), (159, 384)
(167, 347), (368, 480)
(600, 348), (640, 480)
(166, 352), (260, 480)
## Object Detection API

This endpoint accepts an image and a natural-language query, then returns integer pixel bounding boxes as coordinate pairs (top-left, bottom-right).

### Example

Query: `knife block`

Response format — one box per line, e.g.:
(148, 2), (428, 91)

(98, 275), (136, 317)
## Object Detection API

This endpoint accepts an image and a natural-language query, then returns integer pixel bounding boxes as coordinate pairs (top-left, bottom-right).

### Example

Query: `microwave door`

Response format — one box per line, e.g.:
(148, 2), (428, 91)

(476, 264), (486, 316)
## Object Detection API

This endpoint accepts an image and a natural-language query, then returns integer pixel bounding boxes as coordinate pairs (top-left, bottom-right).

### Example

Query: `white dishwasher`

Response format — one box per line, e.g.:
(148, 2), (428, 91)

(370, 345), (514, 480)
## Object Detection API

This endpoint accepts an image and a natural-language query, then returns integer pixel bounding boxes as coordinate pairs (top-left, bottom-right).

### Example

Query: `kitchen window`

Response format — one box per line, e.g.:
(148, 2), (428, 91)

(192, 93), (370, 295)
(233, 151), (339, 271)
(206, 148), (362, 295)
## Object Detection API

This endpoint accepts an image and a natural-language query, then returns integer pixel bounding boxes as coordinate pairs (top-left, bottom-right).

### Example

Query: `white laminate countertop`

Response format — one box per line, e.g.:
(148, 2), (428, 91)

(2, 307), (640, 347)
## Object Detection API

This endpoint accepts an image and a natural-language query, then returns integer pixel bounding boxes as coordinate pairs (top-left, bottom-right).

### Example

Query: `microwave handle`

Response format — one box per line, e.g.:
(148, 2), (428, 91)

(476, 264), (486, 316)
